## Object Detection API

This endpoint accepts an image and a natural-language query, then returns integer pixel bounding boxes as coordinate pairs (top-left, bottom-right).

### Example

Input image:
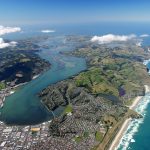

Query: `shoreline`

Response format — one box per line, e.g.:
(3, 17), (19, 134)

(0, 71), (44, 109)
(129, 96), (143, 110)
(144, 85), (150, 94)
(109, 118), (131, 150)
(0, 82), (28, 107)
(109, 85), (150, 150)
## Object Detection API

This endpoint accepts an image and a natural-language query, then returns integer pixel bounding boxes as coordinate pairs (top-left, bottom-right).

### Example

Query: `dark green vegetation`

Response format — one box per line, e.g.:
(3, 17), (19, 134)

(39, 37), (150, 150)
(75, 62), (146, 101)
(83, 131), (89, 138)
(63, 104), (73, 114)
(95, 131), (103, 142)
(0, 38), (50, 85)
(75, 68), (119, 97)
(72, 44), (150, 102)
(0, 82), (5, 90)
(74, 136), (83, 143)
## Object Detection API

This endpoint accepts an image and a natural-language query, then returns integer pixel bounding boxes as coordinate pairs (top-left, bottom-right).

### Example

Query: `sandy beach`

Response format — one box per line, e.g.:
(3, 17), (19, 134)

(109, 96), (142, 150)
(109, 85), (150, 150)
(144, 85), (150, 94)
(109, 96), (143, 150)
(129, 96), (143, 110)
(109, 118), (131, 150)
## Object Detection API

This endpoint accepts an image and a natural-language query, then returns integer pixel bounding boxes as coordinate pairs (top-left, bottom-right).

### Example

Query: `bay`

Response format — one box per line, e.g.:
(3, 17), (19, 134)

(0, 35), (86, 125)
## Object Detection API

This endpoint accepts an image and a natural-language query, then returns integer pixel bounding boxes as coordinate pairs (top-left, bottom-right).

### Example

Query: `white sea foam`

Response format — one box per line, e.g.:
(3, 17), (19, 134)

(130, 139), (135, 143)
(117, 93), (150, 150)
(136, 42), (142, 47)
(143, 59), (150, 66)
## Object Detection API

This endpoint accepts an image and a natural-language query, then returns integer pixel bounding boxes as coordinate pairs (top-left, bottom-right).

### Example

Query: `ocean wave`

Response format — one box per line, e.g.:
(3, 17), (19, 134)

(117, 93), (150, 150)
(143, 60), (150, 66)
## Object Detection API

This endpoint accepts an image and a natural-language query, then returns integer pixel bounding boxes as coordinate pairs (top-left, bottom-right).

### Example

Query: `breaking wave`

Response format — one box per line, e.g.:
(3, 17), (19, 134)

(117, 93), (150, 150)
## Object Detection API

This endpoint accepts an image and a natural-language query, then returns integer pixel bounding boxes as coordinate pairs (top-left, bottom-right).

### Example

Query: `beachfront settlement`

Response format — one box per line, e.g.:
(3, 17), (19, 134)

(0, 121), (50, 149)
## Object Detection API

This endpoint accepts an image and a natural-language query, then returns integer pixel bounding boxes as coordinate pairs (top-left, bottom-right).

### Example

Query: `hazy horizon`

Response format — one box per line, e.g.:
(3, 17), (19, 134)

(1, 0), (150, 25)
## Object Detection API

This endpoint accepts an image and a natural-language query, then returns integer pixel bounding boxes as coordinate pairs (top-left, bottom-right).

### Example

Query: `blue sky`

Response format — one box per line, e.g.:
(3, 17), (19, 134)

(0, 0), (150, 25)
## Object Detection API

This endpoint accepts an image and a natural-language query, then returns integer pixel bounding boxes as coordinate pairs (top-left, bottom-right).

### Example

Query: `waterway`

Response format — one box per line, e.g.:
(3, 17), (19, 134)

(0, 35), (86, 125)
(2, 23), (150, 149)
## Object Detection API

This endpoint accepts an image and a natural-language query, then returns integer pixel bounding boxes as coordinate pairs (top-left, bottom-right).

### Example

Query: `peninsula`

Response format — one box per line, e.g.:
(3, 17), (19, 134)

(37, 37), (150, 150)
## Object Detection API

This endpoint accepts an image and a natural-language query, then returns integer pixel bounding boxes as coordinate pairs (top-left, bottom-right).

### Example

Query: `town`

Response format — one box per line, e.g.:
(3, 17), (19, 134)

(0, 120), (50, 150)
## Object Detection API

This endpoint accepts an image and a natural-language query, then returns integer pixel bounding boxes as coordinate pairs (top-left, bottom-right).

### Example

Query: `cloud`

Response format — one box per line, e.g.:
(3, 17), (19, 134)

(0, 38), (17, 49)
(0, 25), (21, 36)
(0, 25), (21, 49)
(41, 30), (55, 33)
(91, 34), (136, 44)
(140, 34), (149, 38)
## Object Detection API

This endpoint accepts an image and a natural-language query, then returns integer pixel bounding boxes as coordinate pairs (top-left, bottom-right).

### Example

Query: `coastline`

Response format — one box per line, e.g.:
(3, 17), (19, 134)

(109, 85), (150, 150)
(109, 118), (131, 150)
(144, 85), (150, 94)
(0, 72), (43, 109)
(0, 82), (28, 108)
(129, 96), (143, 110)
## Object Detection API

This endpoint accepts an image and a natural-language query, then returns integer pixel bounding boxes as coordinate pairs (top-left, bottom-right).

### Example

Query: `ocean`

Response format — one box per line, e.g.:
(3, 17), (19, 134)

(117, 93), (150, 150)
(1, 23), (150, 149)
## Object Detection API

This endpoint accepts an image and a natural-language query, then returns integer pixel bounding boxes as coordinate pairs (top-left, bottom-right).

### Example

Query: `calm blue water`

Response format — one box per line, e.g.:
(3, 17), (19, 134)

(1, 23), (150, 149)
(0, 35), (86, 125)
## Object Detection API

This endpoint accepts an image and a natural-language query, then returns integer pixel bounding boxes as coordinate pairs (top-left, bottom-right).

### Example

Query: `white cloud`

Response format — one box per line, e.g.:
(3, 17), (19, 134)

(41, 30), (55, 33)
(91, 34), (136, 44)
(140, 34), (149, 38)
(0, 25), (21, 36)
(0, 25), (21, 49)
(0, 38), (18, 49)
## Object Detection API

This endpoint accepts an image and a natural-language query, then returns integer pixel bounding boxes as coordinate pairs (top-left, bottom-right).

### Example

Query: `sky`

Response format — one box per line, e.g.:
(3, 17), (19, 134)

(0, 0), (150, 25)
